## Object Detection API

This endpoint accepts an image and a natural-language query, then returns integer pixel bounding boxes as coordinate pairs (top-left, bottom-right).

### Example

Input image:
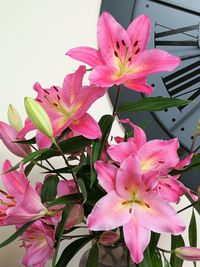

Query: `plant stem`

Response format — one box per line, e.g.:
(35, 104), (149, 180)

(177, 202), (199, 213)
(157, 247), (171, 254)
(112, 85), (121, 116)
(51, 138), (79, 191)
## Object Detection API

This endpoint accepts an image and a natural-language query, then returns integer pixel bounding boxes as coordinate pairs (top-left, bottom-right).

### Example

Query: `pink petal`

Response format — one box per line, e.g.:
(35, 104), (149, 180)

(175, 153), (194, 170)
(89, 65), (125, 87)
(17, 118), (35, 139)
(135, 192), (185, 234)
(120, 119), (147, 149)
(97, 12), (131, 66)
(107, 142), (137, 163)
(127, 15), (151, 53)
(2, 161), (27, 202)
(94, 161), (118, 192)
(0, 121), (31, 157)
(128, 49), (181, 79)
(138, 138), (179, 173)
(66, 47), (104, 67)
(123, 218), (151, 263)
(57, 180), (78, 196)
(70, 113), (102, 139)
(123, 77), (154, 94)
(36, 131), (52, 149)
(87, 191), (132, 230)
(62, 65), (86, 106)
(116, 156), (143, 199)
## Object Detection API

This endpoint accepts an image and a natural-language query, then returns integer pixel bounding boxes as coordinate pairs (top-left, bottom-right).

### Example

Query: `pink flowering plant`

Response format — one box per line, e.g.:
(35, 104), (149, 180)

(0, 12), (200, 267)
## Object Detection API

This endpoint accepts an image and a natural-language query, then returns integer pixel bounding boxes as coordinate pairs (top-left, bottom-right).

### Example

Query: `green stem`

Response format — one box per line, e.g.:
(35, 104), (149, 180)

(178, 202), (199, 213)
(112, 85), (121, 116)
(51, 138), (79, 191)
(157, 247), (172, 254)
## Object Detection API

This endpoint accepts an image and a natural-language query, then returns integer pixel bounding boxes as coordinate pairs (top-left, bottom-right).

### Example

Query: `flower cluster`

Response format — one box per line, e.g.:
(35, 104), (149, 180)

(0, 11), (199, 267)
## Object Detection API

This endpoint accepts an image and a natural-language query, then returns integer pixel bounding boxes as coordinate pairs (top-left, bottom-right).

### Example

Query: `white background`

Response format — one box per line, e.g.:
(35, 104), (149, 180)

(0, 0), (199, 266)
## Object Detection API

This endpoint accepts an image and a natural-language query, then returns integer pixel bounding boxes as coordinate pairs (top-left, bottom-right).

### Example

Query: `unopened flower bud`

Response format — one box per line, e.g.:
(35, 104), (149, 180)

(99, 231), (120, 246)
(7, 104), (23, 132)
(24, 97), (53, 138)
(174, 247), (200, 261)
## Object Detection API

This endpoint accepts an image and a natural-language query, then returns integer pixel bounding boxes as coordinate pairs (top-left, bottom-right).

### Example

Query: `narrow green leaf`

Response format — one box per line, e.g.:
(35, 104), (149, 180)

(14, 137), (36, 144)
(170, 235), (185, 267)
(185, 195), (200, 215)
(149, 232), (161, 256)
(189, 209), (197, 247)
(5, 148), (49, 173)
(55, 236), (93, 267)
(24, 161), (35, 176)
(86, 242), (99, 267)
(52, 204), (74, 267)
(90, 115), (113, 187)
(117, 97), (191, 113)
(151, 250), (162, 267)
(38, 136), (92, 161)
(163, 254), (171, 267)
(47, 193), (83, 208)
(77, 178), (87, 203)
(137, 248), (153, 267)
(40, 175), (59, 203)
(0, 220), (36, 248)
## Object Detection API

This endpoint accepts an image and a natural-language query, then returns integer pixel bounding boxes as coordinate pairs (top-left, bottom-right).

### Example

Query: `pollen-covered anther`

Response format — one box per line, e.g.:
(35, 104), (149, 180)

(145, 203), (150, 208)
(134, 48), (140, 55)
(122, 40), (126, 46)
(53, 86), (59, 92)
(116, 41), (120, 49)
(44, 90), (50, 95)
(114, 51), (119, 57)
(134, 40), (139, 47)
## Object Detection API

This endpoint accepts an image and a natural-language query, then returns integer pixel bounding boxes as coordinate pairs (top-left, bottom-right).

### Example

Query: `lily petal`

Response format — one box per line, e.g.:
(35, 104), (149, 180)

(70, 113), (102, 139)
(123, 218), (151, 264)
(123, 77), (154, 94)
(87, 191), (132, 230)
(127, 15), (151, 53)
(108, 142), (137, 163)
(66, 47), (104, 67)
(94, 161), (118, 192)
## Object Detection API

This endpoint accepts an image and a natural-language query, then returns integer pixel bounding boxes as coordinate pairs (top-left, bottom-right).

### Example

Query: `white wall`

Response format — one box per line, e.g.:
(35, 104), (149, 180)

(0, 1), (199, 266)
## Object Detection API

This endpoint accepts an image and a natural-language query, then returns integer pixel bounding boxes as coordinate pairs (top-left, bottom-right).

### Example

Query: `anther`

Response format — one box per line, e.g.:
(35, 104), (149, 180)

(114, 51), (119, 57)
(36, 99), (43, 103)
(116, 41), (120, 49)
(57, 95), (61, 100)
(122, 40), (126, 46)
(145, 203), (150, 208)
(134, 40), (139, 47)
(165, 183), (172, 188)
(134, 48), (140, 55)
(53, 103), (58, 107)
(44, 90), (50, 95)
(128, 57), (132, 62)
(129, 207), (132, 213)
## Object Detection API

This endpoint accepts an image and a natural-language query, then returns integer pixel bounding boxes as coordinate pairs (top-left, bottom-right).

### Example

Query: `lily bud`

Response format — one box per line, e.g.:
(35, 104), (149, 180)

(99, 231), (120, 246)
(24, 97), (53, 138)
(0, 122), (31, 157)
(174, 247), (200, 261)
(7, 104), (23, 132)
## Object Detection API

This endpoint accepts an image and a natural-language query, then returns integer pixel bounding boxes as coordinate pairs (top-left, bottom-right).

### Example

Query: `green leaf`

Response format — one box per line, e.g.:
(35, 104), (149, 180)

(38, 136), (92, 161)
(170, 235), (185, 267)
(5, 148), (49, 173)
(151, 250), (162, 267)
(52, 204), (74, 267)
(90, 115), (113, 187)
(136, 248), (153, 267)
(40, 175), (59, 203)
(189, 209), (197, 247)
(24, 161), (35, 176)
(14, 137), (36, 144)
(163, 254), (171, 267)
(77, 178), (87, 203)
(149, 232), (161, 256)
(86, 242), (99, 267)
(55, 236), (93, 267)
(117, 97), (191, 113)
(47, 193), (83, 208)
(185, 195), (200, 215)
(0, 220), (36, 248)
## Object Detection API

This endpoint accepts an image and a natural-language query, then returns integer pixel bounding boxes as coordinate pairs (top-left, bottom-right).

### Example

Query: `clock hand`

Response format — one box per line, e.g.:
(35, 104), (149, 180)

(181, 52), (200, 61)
(148, 0), (200, 16)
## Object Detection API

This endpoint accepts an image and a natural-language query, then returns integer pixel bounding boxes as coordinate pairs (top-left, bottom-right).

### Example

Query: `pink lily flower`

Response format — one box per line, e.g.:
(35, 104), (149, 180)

(66, 12), (180, 92)
(0, 121), (31, 157)
(0, 160), (47, 225)
(174, 247), (200, 261)
(18, 65), (106, 148)
(89, 156), (185, 263)
(20, 220), (55, 267)
(41, 179), (83, 230)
